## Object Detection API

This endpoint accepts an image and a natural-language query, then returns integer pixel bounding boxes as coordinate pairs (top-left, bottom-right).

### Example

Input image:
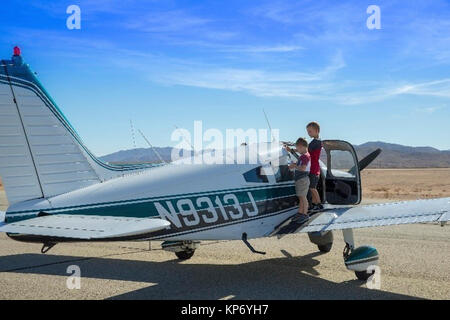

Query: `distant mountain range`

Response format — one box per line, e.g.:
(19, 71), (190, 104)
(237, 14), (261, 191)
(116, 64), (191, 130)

(100, 147), (177, 163)
(99, 141), (450, 168)
(355, 142), (450, 168)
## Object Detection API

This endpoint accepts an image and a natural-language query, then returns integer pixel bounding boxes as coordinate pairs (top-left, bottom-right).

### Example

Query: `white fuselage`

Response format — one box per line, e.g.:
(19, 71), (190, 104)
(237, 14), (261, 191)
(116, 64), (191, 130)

(5, 146), (300, 241)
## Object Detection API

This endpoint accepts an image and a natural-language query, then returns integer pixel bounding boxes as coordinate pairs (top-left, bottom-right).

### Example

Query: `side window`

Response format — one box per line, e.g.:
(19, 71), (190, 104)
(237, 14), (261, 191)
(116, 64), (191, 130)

(329, 150), (356, 178)
(274, 165), (294, 182)
(243, 166), (269, 183)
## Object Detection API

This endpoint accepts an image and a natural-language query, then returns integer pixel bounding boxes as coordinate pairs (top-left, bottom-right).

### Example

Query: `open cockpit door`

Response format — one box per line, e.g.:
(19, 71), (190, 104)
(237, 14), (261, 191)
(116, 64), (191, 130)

(322, 140), (361, 205)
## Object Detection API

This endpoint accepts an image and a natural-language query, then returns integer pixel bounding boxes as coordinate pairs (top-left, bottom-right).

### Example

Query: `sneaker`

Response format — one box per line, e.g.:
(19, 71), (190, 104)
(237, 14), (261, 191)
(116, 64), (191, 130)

(291, 213), (309, 225)
(312, 204), (324, 211)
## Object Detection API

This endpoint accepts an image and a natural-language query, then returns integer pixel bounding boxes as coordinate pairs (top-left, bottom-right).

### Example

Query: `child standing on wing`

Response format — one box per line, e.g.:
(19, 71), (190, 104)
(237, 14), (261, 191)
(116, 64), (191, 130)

(287, 138), (310, 224)
(306, 121), (324, 211)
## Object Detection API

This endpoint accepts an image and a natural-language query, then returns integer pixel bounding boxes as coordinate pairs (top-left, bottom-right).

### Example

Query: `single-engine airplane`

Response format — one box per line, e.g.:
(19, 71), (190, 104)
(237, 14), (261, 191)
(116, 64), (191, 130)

(0, 48), (449, 280)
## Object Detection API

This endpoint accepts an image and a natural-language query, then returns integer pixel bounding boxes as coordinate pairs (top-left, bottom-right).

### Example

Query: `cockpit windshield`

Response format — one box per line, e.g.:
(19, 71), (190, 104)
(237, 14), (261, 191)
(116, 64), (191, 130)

(271, 149), (296, 182)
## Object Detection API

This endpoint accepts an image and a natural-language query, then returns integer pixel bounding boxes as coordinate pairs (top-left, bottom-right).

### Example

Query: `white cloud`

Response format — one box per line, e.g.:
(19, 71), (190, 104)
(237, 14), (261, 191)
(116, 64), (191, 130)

(8, 1), (449, 107)
(106, 46), (449, 105)
(390, 79), (450, 98)
(415, 106), (444, 114)
(140, 51), (346, 100)
(251, 1), (378, 44)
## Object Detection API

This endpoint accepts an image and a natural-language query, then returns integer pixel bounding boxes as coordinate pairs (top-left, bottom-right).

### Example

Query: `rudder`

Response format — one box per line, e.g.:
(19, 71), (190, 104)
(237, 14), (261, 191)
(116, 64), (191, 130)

(0, 49), (150, 206)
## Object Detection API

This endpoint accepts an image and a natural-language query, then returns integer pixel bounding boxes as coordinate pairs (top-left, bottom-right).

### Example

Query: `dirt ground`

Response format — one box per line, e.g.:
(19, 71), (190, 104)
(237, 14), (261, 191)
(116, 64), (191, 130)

(361, 168), (450, 200)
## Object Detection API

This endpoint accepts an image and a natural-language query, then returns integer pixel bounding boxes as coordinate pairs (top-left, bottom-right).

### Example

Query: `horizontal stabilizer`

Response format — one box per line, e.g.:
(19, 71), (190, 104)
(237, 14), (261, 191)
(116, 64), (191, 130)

(0, 214), (170, 240)
(298, 197), (450, 233)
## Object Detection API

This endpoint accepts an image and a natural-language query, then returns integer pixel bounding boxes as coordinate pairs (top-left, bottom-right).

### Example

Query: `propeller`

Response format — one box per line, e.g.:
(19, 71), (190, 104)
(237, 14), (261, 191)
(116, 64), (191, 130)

(358, 148), (382, 171)
(349, 148), (382, 175)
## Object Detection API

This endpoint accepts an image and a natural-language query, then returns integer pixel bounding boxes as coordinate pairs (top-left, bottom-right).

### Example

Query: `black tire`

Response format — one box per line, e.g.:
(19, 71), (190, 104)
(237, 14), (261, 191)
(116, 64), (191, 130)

(175, 249), (195, 260)
(317, 243), (332, 253)
(355, 269), (375, 281)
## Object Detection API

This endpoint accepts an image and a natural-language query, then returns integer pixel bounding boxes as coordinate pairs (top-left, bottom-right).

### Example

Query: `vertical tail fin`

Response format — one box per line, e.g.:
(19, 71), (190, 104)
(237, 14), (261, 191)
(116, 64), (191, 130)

(0, 49), (150, 205)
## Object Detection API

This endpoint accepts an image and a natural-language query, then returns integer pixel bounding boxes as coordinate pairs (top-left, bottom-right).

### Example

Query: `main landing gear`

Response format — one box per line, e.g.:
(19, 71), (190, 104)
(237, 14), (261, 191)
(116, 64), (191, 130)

(318, 243), (333, 253)
(175, 249), (195, 260)
(308, 231), (333, 253)
(308, 229), (380, 280)
(161, 240), (200, 260)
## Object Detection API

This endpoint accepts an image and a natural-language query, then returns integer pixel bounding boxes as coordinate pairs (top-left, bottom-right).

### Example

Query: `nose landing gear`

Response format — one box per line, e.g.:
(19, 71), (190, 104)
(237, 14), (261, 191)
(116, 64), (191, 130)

(342, 229), (379, 281)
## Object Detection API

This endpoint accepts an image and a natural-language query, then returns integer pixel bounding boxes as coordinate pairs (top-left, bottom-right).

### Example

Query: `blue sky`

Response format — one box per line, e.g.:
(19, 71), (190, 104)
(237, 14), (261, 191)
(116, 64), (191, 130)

(0, 0), (449, 155)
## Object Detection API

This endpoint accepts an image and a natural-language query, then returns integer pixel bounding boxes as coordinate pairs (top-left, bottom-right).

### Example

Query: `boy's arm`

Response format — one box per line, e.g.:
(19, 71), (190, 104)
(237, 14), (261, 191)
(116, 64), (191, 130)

(289, 163), (307, 171)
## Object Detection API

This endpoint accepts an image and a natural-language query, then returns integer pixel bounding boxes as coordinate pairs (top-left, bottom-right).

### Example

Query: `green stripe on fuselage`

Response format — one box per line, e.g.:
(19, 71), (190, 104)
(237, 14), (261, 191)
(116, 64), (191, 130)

(6, 185), (296, 223)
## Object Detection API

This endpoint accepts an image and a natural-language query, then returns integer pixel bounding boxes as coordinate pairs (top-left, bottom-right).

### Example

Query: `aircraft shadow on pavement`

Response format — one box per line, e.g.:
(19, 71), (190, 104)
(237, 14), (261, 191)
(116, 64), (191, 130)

(0, 250), (420, 300)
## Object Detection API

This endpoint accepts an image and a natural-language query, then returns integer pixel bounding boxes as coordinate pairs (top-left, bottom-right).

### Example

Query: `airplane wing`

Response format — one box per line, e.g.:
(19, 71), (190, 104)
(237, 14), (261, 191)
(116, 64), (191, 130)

(0, 214), (170, 240)
(298, 198), (450, 233)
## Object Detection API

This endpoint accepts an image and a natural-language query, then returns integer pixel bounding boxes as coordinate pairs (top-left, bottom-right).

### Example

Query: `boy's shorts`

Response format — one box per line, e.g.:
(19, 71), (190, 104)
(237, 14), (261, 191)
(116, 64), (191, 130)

(295, 177), (310, 197)
(309, 173), (320, 189)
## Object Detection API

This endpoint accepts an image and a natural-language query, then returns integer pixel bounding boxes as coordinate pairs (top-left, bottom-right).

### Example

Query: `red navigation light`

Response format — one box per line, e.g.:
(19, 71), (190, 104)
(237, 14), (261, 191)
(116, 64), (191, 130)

(13, 46), (21, 56)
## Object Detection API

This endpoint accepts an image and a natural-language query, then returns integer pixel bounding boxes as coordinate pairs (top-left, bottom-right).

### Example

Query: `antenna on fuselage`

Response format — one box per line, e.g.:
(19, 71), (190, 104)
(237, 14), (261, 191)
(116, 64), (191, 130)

(263, 108), (275, 142)
(130, 119), (137, 148)
(137, 129), (167, 164)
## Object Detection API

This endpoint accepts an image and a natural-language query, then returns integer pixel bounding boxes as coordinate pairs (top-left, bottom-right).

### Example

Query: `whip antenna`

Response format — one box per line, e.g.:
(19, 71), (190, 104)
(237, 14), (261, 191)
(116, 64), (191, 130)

(130, 119), (137, 148)
(138, 129), (167, 164)
(263, 109), (274, 142)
